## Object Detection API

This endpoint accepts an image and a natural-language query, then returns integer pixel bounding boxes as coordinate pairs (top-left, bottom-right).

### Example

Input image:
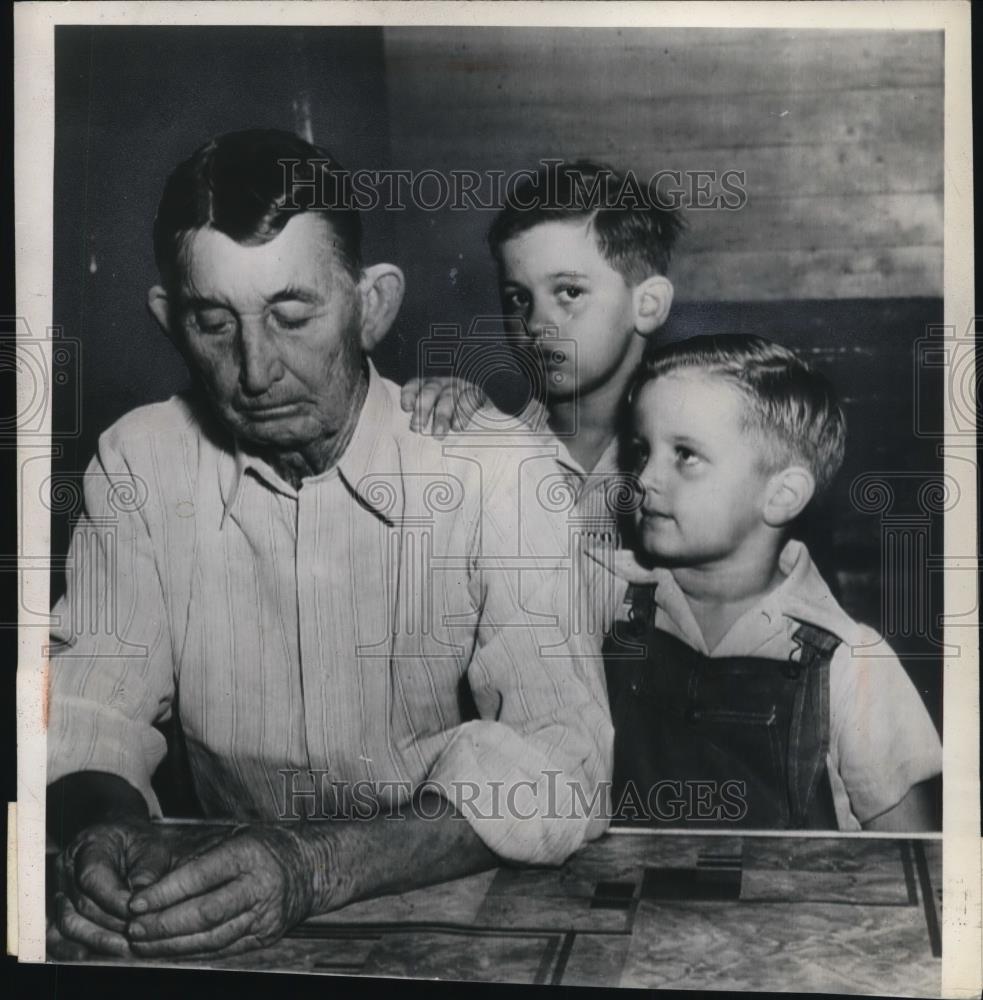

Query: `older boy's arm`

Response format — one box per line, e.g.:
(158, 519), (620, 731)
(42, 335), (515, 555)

(862, 780), (938, 832)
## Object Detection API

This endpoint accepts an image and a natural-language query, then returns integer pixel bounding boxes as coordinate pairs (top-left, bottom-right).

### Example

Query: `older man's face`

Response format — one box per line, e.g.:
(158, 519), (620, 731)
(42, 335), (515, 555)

(171, 213), (364, 450)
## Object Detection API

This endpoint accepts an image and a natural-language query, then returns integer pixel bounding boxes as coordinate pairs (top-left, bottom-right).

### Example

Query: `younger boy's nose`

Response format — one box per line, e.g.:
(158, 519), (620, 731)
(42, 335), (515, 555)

(638, 460), (668, 500)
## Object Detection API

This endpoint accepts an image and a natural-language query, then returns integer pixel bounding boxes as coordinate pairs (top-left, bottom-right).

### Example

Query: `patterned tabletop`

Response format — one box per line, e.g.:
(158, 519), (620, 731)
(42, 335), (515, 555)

(178, 831), (942, 993)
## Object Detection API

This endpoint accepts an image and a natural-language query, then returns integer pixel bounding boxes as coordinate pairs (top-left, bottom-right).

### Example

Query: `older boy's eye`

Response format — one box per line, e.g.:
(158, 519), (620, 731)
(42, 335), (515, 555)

(557, 285), (584, 301)
(502, 289), (530, 313)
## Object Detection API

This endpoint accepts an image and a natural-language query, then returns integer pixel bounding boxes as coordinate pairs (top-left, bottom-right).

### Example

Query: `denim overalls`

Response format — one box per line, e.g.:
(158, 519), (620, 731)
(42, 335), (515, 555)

(603, 583), (840, 829)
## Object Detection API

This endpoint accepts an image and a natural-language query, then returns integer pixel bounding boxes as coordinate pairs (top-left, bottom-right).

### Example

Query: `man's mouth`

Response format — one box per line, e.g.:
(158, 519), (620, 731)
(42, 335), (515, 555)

(238, 402), (300, 420)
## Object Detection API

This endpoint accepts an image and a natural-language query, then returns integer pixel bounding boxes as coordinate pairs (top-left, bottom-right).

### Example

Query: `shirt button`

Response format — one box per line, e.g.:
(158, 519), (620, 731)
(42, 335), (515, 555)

(685, 707), (704, 723)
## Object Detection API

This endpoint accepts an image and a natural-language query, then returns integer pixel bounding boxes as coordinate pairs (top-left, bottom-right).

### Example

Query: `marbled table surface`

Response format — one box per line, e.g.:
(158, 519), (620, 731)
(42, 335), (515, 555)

(66, 831), (943, 994)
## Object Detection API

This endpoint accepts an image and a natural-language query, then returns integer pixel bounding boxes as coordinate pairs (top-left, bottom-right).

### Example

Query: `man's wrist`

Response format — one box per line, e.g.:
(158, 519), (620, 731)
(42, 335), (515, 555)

(279, 794), (497, 917)
(47, 772), (150, 846)
(269, 822), (357, 920)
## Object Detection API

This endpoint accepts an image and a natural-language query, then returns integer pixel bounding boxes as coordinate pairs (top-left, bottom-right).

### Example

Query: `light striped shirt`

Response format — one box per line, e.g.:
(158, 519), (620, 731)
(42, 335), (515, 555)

(47, 364), (613, 865)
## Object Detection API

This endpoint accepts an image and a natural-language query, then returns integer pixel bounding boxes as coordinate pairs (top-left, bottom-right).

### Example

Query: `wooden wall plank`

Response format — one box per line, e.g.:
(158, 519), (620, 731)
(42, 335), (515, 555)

(383, 28), (943, 302)
(671, 246), (942, 302)
(393, 88), (942, 159)
(681, 192), (942, 253)
(385, 28), (943, 97)
(393, 188), (942, 261)
(569, 142), (943, 198)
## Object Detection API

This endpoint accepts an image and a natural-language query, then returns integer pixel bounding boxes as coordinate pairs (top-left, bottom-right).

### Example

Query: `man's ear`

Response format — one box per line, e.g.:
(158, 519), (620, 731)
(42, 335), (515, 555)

(763, 465), (816, 528)
(357, 264), (405, 352)
(147, 286), (174, 341)
(632, 275), (674, 336)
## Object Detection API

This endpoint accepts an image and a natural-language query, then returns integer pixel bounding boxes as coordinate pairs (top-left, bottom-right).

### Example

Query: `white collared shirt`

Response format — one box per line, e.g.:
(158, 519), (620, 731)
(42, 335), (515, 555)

(47, 364), (613, 864)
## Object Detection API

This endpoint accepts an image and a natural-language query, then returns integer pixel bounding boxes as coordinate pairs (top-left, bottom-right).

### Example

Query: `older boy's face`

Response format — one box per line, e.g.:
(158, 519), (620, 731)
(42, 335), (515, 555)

(497, 220), (642, 401)
(629, 372), (773, 564)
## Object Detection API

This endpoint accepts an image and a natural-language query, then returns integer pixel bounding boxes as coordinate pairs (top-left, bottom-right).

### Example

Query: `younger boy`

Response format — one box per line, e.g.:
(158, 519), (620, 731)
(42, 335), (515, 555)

(602, 334), (942, 830)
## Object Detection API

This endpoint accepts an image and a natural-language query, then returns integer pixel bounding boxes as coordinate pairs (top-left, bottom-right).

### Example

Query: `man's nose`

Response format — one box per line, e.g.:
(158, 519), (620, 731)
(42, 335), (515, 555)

(239, 319), (284, 395)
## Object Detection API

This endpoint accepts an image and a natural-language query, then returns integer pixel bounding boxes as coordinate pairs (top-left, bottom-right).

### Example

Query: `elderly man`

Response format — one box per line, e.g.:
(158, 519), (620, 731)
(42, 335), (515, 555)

(47, 129), (612, 959)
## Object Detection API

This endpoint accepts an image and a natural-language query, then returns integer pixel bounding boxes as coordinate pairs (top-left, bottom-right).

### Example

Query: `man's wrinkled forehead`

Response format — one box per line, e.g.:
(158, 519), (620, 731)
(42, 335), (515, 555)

(173, 214), (352, 304)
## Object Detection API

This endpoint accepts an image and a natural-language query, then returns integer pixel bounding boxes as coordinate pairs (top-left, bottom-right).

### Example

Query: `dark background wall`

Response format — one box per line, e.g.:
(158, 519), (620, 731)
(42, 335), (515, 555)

(53, 25), (396, 516)
(52, 26), (944, 728)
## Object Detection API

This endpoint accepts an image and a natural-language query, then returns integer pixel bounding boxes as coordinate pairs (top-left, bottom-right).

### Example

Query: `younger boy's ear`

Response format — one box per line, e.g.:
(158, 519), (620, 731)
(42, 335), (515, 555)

(632, 275), (674, 335)
(763, 466), (816, 528)
(358, 264), (405, 352)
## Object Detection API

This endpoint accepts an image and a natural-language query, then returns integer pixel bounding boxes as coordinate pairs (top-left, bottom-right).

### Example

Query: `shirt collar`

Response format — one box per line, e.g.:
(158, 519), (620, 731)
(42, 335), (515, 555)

(554, 434), (620, 481)
(220, 360), (403, 528)
(764, 539), (864, 645)
(609, 538), (863, 653)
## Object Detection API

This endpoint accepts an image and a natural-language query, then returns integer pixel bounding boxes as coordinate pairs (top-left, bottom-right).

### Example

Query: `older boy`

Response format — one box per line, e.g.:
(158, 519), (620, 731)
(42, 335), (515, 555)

(402, 160), (682, 540)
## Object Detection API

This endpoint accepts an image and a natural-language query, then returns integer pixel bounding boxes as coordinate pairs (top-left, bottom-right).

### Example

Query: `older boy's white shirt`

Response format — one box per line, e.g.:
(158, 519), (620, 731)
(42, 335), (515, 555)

(601, 539), (943, 829)
(476, 399), (623, 533)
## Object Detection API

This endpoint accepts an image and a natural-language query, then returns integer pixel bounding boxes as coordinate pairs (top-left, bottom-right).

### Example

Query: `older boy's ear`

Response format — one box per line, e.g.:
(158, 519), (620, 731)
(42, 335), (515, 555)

(633, 275), (674, 335)
(763, 466), (815, 527)
(358, 264), (405, 352)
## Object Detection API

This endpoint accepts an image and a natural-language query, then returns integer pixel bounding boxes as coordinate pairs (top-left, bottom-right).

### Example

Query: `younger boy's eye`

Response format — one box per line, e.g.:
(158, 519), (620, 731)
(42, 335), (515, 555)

(675, 446), (700, 466)
(626, 437), (649, 473)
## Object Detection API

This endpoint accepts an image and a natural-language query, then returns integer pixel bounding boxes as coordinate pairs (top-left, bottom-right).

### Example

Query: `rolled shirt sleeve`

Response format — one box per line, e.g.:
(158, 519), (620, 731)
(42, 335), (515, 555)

(426, 448), (614, 865)
(829, 626), (942, 825)
(46, 426), (176, 815)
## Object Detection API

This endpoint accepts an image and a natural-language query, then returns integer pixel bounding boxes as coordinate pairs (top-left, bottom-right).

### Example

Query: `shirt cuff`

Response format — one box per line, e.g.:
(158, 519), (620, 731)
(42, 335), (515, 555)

(425, 720), (610, 866)
(47, 696), (166, 818)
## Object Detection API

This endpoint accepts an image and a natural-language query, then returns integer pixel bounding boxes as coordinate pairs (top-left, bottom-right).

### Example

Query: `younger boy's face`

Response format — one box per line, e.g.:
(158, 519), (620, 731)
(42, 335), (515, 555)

(629, 372), (774, 565)
(497, 219), (642, 402)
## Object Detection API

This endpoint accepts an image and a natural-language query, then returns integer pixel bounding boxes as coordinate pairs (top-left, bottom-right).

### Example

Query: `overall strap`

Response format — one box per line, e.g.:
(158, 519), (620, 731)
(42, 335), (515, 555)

(787, 622), (841, 826)
(791, 622), (842, 668)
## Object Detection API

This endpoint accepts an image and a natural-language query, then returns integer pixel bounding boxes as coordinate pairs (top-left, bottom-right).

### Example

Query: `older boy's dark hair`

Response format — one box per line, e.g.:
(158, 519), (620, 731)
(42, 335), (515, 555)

(153, 129), (362, 290)
(488, 160), (684, 284)
(634, 334), (847, 499)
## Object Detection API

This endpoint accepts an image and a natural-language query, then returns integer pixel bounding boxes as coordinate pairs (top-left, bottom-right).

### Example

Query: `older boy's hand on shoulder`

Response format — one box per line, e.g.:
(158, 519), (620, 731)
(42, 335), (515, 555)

(401, 376), (488, 438)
